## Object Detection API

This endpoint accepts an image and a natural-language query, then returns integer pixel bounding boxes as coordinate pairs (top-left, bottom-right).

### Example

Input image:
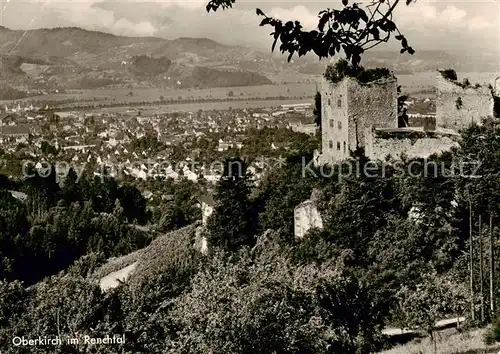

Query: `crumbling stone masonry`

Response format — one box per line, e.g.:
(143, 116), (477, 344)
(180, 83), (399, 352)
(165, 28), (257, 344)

(436, 72), (495, 130)
(318, 75), (398, 165)
(364, 127), (460, 161)
(313, 70), (499, 169)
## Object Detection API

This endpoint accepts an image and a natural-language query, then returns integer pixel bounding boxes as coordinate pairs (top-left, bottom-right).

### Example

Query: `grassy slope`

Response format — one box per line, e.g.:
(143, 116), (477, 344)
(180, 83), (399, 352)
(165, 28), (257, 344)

(380, 328), (500, 354)
(91, 222), (200, 286)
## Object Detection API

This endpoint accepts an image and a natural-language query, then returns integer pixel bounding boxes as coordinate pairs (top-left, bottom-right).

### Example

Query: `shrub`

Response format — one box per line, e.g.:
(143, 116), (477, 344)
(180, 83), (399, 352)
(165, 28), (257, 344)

(324, 59), (392, 84)
(484, 319), (500, 345)
(169, 250), (385, 354)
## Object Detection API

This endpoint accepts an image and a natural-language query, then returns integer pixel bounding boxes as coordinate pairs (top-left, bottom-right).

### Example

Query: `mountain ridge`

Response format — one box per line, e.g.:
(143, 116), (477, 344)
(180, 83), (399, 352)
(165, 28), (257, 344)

(0, 26), (276, 91)
(0, 25), (496, 95)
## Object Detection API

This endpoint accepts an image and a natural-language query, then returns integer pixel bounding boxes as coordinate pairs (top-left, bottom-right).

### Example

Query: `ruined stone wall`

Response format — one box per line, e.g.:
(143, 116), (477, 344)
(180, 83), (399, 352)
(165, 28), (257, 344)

(320, 79), (350, 164)
(294, 200), (323, 239)
(365, 128), (460, 161)
(346, 77), (398, 151)
(436, 73), (494, 130)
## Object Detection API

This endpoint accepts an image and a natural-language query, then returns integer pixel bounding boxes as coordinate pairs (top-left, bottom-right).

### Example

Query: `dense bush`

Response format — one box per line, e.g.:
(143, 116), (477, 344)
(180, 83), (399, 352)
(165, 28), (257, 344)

(167, 244), (385, 354)
(0, 168), (152, 284)
(484, 318), (500, 345)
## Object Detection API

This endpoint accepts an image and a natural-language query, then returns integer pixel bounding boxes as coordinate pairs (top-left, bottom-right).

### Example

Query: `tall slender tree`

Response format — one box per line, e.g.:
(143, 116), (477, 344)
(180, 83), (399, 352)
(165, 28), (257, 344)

(470, 200), (475, 321)
(490, 215), (495, 316)
(206, 157), (256, 251)
(480, 215), (485, 323)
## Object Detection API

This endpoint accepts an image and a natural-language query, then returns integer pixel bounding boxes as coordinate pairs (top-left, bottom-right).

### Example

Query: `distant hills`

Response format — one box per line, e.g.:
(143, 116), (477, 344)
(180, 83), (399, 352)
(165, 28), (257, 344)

(0, 26), (273, 92)
(0, 26), (497, 95)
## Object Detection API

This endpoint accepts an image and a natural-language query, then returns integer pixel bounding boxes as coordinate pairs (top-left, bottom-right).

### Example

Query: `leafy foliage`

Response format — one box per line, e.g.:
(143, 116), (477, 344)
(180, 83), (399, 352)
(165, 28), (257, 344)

(117, 184), (148, 224)
(40, 140), (59, 156)
(130, 135), (166, 154)
(0, 275), (111, 354)
(207, 158), (257, 251)
(455, 118), (500, 216)
(484, 317), (500, 345)
(395, 270), (470, 352)
(255, 159), (320, 242)
(206, 0), (236, 12)
(152, 179), (201, 233)
(129, 55), (172, 76)
(0, 170), (152, 284)
(5, 114), (500, 352)
(324, 59), (392, 84)
(185, 66), (272, 87)
(169, 249), (384, 353)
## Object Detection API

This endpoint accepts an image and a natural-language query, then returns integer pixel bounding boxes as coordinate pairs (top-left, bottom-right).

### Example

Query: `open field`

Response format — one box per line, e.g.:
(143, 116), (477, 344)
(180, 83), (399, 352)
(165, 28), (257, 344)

(2, 71), (496, 109)
(3, 83), (318, 105)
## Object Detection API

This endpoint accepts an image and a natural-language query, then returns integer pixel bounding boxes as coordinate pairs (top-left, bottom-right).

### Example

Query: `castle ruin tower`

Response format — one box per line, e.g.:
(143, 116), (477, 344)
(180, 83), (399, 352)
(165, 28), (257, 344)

(318, 72), (398, 165)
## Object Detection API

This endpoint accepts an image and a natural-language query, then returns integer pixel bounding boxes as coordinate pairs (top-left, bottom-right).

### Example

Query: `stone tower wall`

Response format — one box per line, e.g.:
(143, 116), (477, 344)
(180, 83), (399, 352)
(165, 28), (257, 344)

(319, 76), (398, 164)
(346, 77), (398, 151)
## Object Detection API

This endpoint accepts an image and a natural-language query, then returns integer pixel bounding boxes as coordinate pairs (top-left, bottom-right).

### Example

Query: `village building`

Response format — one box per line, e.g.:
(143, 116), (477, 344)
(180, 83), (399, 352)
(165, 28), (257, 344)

(0, 125), (31, 144)
(290, 122), (317, 136)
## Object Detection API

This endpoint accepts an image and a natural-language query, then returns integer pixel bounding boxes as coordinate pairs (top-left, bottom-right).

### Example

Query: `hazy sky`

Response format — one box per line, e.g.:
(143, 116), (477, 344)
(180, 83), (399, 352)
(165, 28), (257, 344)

(0, 0), (499, 56)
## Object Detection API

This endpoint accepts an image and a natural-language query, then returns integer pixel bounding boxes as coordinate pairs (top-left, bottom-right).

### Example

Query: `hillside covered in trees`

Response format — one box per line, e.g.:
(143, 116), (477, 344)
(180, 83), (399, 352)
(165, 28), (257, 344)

(1, 119), (500, 352)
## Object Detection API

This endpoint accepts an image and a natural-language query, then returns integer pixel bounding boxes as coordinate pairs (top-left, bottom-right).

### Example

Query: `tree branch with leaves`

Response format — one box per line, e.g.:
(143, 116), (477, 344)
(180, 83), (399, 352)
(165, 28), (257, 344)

(206, 0), (415, 67)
